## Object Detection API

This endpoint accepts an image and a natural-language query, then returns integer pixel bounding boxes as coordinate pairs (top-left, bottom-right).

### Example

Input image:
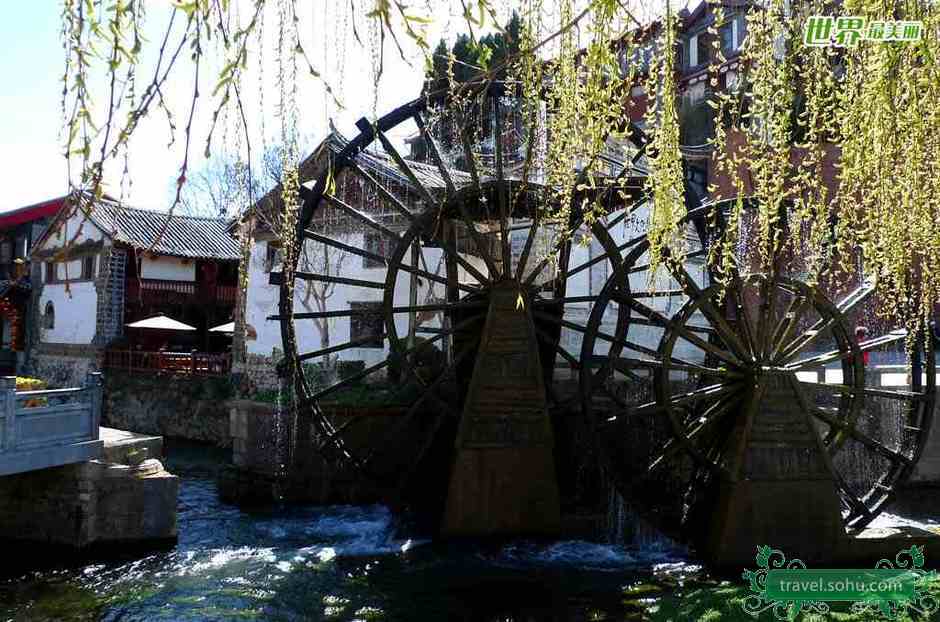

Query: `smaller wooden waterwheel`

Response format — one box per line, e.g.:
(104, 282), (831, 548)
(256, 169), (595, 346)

(272, 85), (652, 529)
(580, 199), (937, 543)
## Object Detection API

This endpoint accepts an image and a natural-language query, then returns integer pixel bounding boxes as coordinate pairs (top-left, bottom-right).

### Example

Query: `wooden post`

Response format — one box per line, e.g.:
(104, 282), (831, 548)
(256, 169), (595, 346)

(83, 372), (103, 440)
(2, 376), (16, 451)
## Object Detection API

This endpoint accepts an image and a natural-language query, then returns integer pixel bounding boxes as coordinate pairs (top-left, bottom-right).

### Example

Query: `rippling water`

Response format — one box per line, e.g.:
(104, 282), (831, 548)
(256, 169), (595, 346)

(0, 441), (694, 622)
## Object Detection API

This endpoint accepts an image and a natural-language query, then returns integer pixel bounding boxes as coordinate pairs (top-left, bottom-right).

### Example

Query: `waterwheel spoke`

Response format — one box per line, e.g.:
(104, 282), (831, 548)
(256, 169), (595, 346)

(726, 277), (758, 359)
(323, 193), (401, 241)
(609, 355), (742, 379)
(363, 325), (487, 478)
(316, 414), (367, 453)
(343, 157), (418, 224)
(798, 379), (927, 402)
(534, 327), (580, 369)
(435, 229), (493, 286)
(602, 195), (647, 232)
(304, 315), (482, 405)
(565, 232), (647, 279)
(614, 292), (741, 367)
(413, 111), (456, 195)
(514, 216), (540, 282)
(302, 229), (477, 294)
(532, 295), (599, 307)
(665, 259), (750, 362)
(648, 393), (740, 473)
(808, 405), (913, 466)
(459, 121), (481, 189)
(610, 382), (741, 421)
(297, 334), (388, 362)
(534, 310), (715, 370)
(362, 341), (477, 472)
(631, 288), (686, 299)
(493, 101), (512, 277)
(375, 128), (440, 209)
(270, 299), (487, 321)
(281, 271), (386, 289)
(779, 282), (875, 364)
(627, 315), (716, 335)
(786, 329), (907, 371)
(784, 374), (873, 520)
(754, 275), (776, 361)
(788, 375), (871, 508)
(627, 250), (708, 277)
(768, 294), (812, 363)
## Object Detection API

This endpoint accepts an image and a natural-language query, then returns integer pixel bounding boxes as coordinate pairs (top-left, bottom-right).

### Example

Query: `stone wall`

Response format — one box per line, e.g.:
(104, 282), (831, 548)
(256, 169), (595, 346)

(26, 343), (101, 388)
(103, 372), (235, 446)
(233, 351), (280, 394)
(219, 399), (390, 505)
(0, 458), (177, 551)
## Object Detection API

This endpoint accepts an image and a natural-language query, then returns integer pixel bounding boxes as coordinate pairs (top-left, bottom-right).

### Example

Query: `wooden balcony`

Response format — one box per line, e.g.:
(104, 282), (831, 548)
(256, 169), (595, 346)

(128, 279), (237, 307)
(104, 349), (231, 377)
(0, 373), (104, 476)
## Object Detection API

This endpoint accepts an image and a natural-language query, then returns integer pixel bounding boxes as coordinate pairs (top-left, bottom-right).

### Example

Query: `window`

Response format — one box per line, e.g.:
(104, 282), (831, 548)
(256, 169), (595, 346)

(363, 233), (388, 269)
(265, 241), (282, 272)
(45, 262), (57, 284)
(720, 22), (735, 55)
(349, 302), (383, 348)
(81, 256), (96, 280)
(0, 241), (11, 264)
(696, 33), (710, 67)
(43, 302), (55, 330)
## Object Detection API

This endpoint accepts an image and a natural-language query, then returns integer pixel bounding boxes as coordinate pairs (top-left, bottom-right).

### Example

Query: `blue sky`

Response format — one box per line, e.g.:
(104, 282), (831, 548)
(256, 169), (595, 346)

(0, 2), (453, 214)
(0, 2), (72, 211)
(0, 1), (668, 215)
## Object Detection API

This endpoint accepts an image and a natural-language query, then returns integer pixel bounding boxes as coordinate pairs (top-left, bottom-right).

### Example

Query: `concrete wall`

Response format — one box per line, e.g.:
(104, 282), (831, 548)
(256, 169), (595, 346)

(140, 255), (195, 281)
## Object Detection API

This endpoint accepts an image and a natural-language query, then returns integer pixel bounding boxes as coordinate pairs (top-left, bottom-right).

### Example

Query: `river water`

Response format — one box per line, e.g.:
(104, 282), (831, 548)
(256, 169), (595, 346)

(0, 441), (701, 622)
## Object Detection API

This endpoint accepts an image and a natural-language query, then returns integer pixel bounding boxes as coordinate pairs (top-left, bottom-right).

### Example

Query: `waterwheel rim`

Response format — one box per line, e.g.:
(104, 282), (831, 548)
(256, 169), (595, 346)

(273, 83), (653, 496)
(580, 199), (937, 540)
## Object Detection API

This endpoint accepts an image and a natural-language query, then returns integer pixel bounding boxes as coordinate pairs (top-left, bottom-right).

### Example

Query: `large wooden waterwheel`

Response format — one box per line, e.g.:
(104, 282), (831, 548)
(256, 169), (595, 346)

(580, 199), (937, 550)
(273, 84), (935, 544)
(272, 85), (654, 532)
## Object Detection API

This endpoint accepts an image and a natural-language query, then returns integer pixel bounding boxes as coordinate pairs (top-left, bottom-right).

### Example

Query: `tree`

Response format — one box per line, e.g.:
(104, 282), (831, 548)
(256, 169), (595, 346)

(60, 0), (940, 335)
(177, 157), (262, 219)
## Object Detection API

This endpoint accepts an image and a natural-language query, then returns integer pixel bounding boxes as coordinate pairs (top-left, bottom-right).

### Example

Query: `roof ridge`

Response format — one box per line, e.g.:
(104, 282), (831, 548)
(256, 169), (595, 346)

(108, 204), (229, 223)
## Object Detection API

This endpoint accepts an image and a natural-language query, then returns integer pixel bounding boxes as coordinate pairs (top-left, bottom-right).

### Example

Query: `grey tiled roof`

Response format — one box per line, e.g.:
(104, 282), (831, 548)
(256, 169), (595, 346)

(324, 132), (474, 190)
(86, 200), (240, 261)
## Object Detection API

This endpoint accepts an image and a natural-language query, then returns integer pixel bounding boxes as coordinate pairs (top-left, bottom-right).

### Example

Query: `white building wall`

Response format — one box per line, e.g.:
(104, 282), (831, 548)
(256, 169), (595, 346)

(35, 210), (107, 346)
(140, 255), (196, 281)
(245, 230), (479, 367)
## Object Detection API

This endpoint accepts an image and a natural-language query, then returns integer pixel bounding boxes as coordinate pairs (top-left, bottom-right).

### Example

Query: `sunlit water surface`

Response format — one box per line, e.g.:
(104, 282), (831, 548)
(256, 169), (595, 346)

(0, 441), (698, 622)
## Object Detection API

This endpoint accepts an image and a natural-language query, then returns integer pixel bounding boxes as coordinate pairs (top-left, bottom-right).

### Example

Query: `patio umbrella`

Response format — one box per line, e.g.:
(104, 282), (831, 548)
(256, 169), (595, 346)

(208, 321), (235, 333)
(126, 314), (196, 331)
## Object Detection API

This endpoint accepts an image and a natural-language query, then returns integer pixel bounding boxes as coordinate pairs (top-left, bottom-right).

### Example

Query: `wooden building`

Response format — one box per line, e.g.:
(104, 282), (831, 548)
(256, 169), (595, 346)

(28, 195), (240, 385)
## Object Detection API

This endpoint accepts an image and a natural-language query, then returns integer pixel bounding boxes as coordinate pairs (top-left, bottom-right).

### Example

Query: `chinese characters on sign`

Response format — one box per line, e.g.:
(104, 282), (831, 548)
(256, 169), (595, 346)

(804, 16), (923, 46)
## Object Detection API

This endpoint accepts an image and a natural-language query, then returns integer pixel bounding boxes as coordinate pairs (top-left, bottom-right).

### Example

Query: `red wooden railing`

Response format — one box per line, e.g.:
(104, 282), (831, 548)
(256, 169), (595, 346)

(127, 279), (237, 306)
(104, 349), (231, 377)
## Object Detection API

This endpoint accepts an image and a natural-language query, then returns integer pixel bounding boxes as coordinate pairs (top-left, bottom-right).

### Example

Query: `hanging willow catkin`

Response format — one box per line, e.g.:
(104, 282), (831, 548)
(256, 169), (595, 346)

(61, 0), (940, 336)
